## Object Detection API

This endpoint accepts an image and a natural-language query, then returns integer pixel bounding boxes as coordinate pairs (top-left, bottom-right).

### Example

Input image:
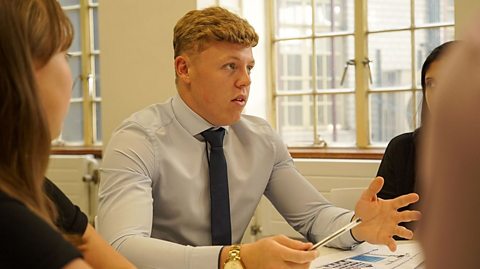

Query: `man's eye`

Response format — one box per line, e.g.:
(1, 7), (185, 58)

(226, 63), (236, 70)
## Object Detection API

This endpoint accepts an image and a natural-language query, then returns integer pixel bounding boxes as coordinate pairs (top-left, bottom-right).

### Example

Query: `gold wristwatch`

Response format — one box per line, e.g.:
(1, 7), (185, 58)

(224, 244), (245, 269)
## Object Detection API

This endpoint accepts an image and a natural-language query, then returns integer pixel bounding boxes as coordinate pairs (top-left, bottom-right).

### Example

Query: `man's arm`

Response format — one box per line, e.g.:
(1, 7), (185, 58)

(97, 123), (222, 269)
(264, 129), (421, 252)
(263, 131), (359, 249)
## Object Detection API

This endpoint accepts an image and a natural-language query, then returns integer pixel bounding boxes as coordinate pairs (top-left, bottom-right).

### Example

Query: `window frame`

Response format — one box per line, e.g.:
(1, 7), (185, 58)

(270, 0), (455, 149)
(55, 0), (101, 147)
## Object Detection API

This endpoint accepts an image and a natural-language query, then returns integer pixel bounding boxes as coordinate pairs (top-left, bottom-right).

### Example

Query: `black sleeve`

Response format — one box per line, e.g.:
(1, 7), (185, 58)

(377, 138), (400, 200)
(44, 178), (88, 235)
(0, 198), (82, 269)
(376, 133), (414, 200)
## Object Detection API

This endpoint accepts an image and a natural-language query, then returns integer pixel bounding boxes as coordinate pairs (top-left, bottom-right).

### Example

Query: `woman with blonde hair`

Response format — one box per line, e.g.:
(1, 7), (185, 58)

(0, 0), (135, 268)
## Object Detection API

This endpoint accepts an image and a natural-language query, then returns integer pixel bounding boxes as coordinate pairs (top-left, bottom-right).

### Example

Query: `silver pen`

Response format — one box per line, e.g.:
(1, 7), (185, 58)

(309, 217), (362, 250)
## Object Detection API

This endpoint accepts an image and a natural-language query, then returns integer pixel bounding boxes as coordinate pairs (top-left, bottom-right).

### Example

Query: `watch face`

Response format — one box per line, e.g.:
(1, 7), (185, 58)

(225, 260), (244, 269)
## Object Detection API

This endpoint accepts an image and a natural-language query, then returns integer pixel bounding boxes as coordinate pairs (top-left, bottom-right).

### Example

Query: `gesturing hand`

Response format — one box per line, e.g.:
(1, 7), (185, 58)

(351, 177), (421, 251)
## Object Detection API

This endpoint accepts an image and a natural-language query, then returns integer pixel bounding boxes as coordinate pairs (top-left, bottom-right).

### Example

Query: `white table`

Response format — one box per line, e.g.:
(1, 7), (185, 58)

(310, 241), (424, 269)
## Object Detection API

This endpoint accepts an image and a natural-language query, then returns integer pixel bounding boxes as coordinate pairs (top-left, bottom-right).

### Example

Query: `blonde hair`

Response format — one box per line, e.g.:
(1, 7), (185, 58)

(173, 6), (259, 58)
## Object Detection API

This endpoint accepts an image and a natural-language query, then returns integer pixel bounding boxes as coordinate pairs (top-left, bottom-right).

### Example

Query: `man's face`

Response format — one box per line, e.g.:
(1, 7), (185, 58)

(179, 41), (255, 126)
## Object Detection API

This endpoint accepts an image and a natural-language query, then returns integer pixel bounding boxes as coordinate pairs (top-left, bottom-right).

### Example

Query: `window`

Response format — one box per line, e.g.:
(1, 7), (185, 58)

(272, 0), (455, 147)
(56, 0), (101, 146)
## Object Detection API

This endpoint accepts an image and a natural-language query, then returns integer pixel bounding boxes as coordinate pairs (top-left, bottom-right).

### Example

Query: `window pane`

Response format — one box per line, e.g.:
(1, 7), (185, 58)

(95, 102), (102, 143)
(60, 0), (80, 6)
(368, 0), (410, 31)
(415, 27), (455, 87)
(62, 102), (84, 143)
(276, 0), (312, 38)
(317, 94), (356, 146)
(315, 0), (354, 33)
(315, 36), (354, 90)
(92, 7), (100, 51)
(277, 95), (314, 145)
(94, 54), (101, 97)
(415, 0), (455, 25)
(370, 92), (414, 144)
(369, 31), (411, 88)
(65, 9), (82, 52)
(276, 40), (313, 93)
(68, 55), (83, 98)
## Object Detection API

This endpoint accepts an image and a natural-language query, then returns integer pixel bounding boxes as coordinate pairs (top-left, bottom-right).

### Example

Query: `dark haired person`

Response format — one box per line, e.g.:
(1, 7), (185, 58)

(376, 41), (458, 231)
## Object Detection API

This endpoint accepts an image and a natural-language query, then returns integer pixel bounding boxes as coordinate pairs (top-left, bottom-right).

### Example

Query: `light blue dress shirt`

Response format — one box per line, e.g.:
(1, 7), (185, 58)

(97, 94), (358, 269)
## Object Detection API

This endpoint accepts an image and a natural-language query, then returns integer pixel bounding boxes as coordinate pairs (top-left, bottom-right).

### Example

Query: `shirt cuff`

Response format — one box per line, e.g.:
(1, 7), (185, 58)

(322, 210), (362, 250)
(188, 245), (224, 269)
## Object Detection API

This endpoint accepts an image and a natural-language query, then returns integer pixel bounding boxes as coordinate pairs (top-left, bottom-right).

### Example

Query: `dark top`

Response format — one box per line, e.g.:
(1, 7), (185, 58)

(0, 178), (88, 268)
(376, 129), (420, 233)
(44, 178), (89, 235)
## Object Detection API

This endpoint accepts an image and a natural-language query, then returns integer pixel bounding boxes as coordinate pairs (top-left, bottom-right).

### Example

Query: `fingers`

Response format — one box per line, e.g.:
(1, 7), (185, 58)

(361, 177), (384, 202)
(386, 238), (397, 252)
(280, 247), (317, 264)
(396, 210), (422, 223)
(392, 193), (420, 209)
(393, 225), (414, 240)
(273, 236), (317, 264)
(285, 261), (313, 269)
(274, 235), (313, 250)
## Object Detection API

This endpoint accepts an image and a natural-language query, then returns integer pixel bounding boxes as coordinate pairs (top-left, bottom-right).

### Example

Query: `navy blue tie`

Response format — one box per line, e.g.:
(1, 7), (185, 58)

(201, 128), (232, 245)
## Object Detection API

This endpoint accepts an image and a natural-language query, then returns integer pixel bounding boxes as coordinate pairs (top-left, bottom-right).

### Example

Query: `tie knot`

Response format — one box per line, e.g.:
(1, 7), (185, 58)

(201, 128), (225, 148)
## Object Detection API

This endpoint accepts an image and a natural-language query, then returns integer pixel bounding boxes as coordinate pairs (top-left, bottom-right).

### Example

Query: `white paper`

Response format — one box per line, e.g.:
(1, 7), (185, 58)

(310, 242), (424, 269)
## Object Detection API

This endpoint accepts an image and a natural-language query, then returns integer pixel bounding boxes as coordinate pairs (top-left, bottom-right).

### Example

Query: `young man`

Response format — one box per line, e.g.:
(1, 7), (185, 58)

(97, 7), (420, 269)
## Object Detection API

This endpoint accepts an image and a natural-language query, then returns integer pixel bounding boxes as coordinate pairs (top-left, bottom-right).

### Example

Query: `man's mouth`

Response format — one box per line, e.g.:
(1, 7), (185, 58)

(232, 96), (246, 106)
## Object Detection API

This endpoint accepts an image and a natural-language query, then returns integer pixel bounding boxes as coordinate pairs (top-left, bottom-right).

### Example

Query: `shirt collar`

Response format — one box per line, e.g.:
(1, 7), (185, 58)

(171, 94), (230, 137)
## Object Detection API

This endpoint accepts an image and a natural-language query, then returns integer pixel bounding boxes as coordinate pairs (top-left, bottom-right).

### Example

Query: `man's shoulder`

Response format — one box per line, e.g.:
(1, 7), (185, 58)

(235, 114), (273, 133)
(119, 100), (174, 132)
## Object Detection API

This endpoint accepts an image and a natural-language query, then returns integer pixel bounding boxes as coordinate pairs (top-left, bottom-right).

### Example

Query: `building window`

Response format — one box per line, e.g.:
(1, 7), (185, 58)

(272, 0), (455, 147)
(56, 0), (101, 146)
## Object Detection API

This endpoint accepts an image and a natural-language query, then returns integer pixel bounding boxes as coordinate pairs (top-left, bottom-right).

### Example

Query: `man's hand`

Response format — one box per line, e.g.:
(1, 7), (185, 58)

(351, 177), (421, 251)
(220, 235), (317, 269)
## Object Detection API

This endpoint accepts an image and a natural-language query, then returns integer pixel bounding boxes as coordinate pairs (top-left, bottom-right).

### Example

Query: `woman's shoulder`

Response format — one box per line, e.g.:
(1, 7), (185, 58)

(44, 178), (88, 235)
(0, 190), (23, 207)
(387, 131), (416, 148)
(0, 190), (82, 269)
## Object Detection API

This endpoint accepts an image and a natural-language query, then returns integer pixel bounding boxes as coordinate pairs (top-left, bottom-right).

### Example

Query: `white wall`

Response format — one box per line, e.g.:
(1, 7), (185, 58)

(242, 1), (269, 121)
(99, 0), (196, 146)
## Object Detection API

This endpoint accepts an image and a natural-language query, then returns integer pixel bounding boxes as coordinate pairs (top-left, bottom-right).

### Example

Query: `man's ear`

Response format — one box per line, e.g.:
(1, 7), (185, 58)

(175, 55), (191, 84)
